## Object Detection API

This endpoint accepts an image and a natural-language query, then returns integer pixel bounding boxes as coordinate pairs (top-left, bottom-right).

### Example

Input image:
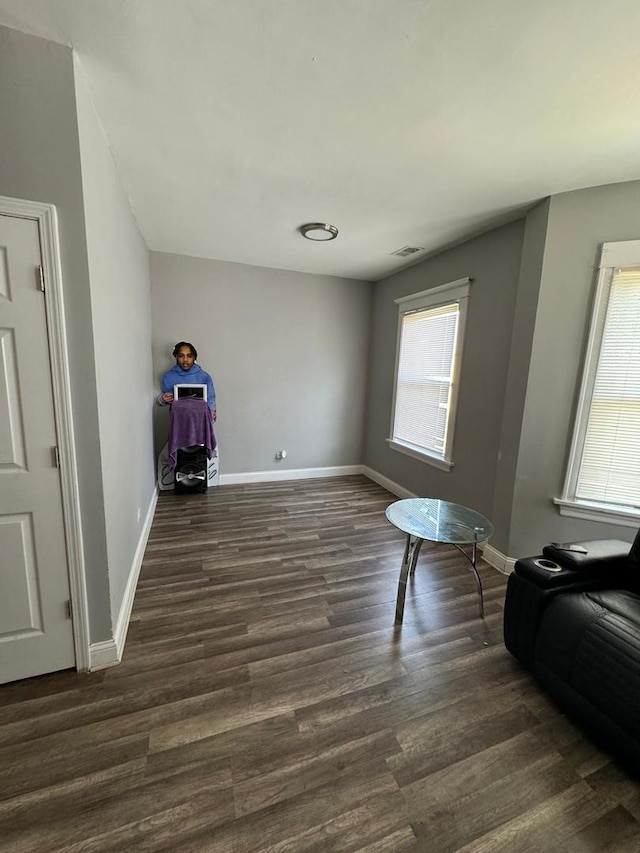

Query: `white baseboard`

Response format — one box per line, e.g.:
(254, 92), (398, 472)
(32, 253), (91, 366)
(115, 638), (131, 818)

(481, 543), (517, 575)
(361, 466), (417, 499)
(88, 639), (119, 670)
(114, 487), (158, 658)
(219, 465), (363, 485)
(89, 487), (158, 671)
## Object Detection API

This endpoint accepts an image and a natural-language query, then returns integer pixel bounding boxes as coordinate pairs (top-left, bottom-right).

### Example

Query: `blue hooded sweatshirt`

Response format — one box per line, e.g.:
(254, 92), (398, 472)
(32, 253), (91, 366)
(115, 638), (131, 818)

(158, 363), (216, 413)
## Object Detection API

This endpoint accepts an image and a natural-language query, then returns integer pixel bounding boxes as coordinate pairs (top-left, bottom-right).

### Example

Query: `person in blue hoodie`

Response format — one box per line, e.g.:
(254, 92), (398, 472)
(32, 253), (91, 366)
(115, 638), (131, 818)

(157, 341), (216, 421)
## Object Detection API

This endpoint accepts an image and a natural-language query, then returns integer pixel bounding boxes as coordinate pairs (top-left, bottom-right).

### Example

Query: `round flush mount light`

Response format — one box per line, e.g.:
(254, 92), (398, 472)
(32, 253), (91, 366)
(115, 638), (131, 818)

(299, 222), (339, 241)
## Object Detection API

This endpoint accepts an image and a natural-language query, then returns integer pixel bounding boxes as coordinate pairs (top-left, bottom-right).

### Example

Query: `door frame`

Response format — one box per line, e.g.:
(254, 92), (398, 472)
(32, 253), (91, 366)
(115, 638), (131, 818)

(1, 194), (90, 672)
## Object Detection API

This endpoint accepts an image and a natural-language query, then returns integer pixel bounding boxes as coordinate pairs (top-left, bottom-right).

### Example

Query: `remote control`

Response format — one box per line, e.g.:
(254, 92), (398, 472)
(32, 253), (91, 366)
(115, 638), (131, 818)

(550, 542), (589, 554)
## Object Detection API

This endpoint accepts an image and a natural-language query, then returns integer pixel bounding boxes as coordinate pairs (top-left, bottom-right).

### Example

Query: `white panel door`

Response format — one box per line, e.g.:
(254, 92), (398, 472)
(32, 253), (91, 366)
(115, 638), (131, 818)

(0, 214), (75, 683)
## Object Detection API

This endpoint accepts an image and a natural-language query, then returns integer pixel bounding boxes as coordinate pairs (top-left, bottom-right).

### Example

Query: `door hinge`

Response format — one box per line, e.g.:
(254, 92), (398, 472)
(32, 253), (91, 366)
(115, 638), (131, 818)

(37, 265), (45, 292)
(65, 599), (73, 620)
(52, 445), (60, 468)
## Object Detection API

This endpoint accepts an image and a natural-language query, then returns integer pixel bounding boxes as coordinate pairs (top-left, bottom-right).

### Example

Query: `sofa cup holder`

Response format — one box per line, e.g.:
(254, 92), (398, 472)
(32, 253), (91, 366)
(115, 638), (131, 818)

(534, 558), (562, 572)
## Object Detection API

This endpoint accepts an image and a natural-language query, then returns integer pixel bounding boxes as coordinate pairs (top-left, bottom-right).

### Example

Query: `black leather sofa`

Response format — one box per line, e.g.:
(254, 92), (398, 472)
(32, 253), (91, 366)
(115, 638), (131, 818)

(504, 532), (640, 770)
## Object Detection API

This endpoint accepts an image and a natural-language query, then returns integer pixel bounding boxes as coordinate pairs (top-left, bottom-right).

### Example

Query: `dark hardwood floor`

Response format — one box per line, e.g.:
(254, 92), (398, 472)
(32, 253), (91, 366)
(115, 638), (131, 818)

(1, 475), (639, 851)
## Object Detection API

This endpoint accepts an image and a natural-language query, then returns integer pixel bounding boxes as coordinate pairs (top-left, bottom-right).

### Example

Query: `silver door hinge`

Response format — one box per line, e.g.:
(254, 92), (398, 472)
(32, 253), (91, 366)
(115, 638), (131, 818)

(52, 445), (60, 468)
(65, 599), (73, 620)
(37, 265), (45, 292)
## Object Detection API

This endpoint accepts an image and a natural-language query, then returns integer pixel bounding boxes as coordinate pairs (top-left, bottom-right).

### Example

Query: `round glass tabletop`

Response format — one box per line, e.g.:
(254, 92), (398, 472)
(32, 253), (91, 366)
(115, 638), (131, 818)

(385, 498), (493, 545)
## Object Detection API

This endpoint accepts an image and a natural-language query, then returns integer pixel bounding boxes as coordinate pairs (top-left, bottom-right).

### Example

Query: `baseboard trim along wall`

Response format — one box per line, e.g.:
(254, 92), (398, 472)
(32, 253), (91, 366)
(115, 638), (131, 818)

(219, 465), (363, 485)
(361, 466), (417, 499)
(88, 487), (159, 671)
(113, 488), (159, 658)
(218, 462), (424, 499)
(88, 639), (119, 670)
(480, 543), (517, 575)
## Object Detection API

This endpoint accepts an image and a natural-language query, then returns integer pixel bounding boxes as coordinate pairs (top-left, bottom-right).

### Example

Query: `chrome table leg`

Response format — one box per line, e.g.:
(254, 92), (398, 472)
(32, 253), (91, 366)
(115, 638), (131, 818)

(452, 540), (484, 618)
(395, 534), (422, 624)
(409, 538), (424, 577)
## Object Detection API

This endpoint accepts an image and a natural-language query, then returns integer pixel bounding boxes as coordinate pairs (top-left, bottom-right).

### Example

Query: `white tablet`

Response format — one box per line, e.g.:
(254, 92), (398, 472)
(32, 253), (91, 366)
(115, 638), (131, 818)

(173, 383), (207, 401)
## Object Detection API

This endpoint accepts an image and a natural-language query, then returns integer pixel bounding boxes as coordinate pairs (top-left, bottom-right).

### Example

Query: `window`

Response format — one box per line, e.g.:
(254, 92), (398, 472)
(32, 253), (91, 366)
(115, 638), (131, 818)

(388, 277), (471, 471)
(556, 240), (640, 525)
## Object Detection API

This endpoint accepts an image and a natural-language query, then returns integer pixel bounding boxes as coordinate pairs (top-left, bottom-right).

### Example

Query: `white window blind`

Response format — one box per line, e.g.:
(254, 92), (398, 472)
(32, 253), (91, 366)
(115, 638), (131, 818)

(388, 277), (471, 471)
(393, 302), (459, 457)
(575, 266), (640, 508)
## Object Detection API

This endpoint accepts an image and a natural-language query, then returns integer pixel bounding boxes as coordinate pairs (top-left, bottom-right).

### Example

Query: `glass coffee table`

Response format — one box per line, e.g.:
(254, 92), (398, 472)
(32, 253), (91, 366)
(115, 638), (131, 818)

(385, 498), (494, 624)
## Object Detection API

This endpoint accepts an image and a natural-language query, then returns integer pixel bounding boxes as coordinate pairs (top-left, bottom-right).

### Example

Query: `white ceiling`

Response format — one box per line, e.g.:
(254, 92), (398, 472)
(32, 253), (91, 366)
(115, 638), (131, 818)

(2, 1), (640, 281)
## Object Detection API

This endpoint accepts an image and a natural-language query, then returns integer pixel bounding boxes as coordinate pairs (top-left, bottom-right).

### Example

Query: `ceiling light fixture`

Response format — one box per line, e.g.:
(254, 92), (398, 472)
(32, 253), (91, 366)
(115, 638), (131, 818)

(299, 222), (339, 241)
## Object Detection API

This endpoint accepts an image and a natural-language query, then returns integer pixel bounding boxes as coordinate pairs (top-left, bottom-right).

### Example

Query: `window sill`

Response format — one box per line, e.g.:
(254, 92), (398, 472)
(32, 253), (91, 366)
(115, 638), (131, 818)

(553, 497), (640, 528)
(387, 439), (454, 472)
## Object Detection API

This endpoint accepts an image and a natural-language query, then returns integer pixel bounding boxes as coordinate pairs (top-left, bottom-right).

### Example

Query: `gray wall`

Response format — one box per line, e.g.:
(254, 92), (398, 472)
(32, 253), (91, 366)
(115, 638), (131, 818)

(508, 181), (640, 557)
(74, 57), (156, 628)
(490, 199), (550, 552)
(364, 220), (526, 530)
(0, 26), (111, 641)
(150, 252), (372, 474)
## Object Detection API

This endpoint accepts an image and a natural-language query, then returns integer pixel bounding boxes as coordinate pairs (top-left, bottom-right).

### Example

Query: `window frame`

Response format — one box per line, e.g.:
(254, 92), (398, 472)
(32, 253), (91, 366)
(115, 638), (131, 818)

(387, 276), (472, 472)
(555, 239), (640, 527)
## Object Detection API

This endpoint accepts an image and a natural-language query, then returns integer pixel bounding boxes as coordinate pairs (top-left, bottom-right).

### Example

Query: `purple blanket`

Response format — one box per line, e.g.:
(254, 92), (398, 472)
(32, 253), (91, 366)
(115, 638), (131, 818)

(168, 398), (216, 471)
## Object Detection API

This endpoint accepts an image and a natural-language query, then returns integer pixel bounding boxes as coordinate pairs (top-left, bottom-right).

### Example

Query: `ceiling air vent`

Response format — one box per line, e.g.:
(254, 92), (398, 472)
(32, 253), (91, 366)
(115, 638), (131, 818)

(391, 245), (424, 258)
